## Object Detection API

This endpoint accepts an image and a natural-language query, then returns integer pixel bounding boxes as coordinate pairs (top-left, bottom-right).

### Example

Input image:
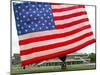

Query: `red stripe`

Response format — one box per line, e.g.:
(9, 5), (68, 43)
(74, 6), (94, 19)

(21, 39), (95, 66)
(56, 18), (89, 29)
(52, 5), (84, 12)
(54, 11), (87, 20)
(20, 32), (93, 55)
(52, 3), (62, 5)
(52, 3), (85, 8)
(19, 25), (91, 45)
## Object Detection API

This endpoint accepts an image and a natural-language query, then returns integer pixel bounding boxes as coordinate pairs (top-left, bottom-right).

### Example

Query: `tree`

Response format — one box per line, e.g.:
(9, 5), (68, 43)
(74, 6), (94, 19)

(88, 53), (96, 63)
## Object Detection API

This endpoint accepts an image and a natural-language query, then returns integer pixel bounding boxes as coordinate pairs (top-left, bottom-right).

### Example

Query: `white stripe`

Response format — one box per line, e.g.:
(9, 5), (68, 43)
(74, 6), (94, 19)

(55, 15), (88, 25)
(19, 18), (88, 40)
(52, 5), (77, 9)
(21, 35), (94, 61)
(53, 8), (85, 16)
(20, 28), (91, 50)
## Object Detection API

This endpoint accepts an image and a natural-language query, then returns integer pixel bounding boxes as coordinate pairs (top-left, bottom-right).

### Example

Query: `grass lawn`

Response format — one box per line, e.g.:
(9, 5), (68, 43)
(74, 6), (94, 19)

(11, 63), (96, 75)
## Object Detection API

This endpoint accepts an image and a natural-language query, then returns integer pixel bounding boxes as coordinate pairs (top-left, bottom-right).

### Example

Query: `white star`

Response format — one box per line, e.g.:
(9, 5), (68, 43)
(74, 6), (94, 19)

(31, 22), (34, 24)
(19, 13), (22, 16)
(37, 14), (40, 16)
(41, 17), (44, 19)
(30, 14), (33, 17)
(25, 29), (28, 32)
(39, 27), (42, 30)
(46, 10), (49, 12)
(20, 20), (23, 23)
(51, 19), (53, 22)
(17, 24), (20, 27)
(29, 8), (32, 11)
(38, 4), (42, 7)
(21, 26), (24, 29)
(32, 28), (35, 31)
(28, 25), (31, 28)
(44, 13), (46, 16)
(50, 13), (52, 16)
(52, 26), (55, 28)
(40, 11), (42, 13)
(42, 8), (45, 10)
(36, 8), (39, 10)
(18, 6), (21, 9)
(26, 12), (29, 14)
(45, 4), (48, 7)
(47, 16), (50, 18)
(23, 15), (26, 18)
(33, 11), (36, 13)
(49, 8), (51, 10)
(15, 10), (18, 13)
(46, 26), (48, 29)
(35, 24), (38, 27)
(38, 21), (41, 23)
(24, 22), (27, 25)
(25, 6), (28, 8)
(32, 5), (35, 7)
(42, 23), (45, 26)
(44, 20), (47, 23)
(48, 23), (51, 25)
(16, 17), (19, 20)
(18, 31), (21, 34)
(22, 9), (25, 12)
(34, 17), (37, 20)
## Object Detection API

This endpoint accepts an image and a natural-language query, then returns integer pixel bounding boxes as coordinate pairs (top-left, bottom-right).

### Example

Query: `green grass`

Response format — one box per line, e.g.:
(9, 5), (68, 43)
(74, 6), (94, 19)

(67, 64), (95, 71)
(11, 64), (96, 75)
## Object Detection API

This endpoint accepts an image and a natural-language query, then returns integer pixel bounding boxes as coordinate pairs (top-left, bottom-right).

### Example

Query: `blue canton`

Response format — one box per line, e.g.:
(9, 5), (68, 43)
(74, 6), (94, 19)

(13, 2), (55, 35)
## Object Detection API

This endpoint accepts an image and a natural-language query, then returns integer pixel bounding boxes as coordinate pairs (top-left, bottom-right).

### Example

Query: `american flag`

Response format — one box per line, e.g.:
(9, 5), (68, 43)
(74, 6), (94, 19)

(13, 1), (95, 66)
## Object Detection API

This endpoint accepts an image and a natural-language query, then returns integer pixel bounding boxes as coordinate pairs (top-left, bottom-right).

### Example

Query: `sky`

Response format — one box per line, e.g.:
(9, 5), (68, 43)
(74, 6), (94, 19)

(12, 4), (96, 55)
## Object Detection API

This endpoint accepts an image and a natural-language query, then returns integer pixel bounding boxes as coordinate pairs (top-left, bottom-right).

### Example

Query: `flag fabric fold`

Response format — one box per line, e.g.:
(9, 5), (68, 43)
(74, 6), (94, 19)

(13, 1), (95, 66)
